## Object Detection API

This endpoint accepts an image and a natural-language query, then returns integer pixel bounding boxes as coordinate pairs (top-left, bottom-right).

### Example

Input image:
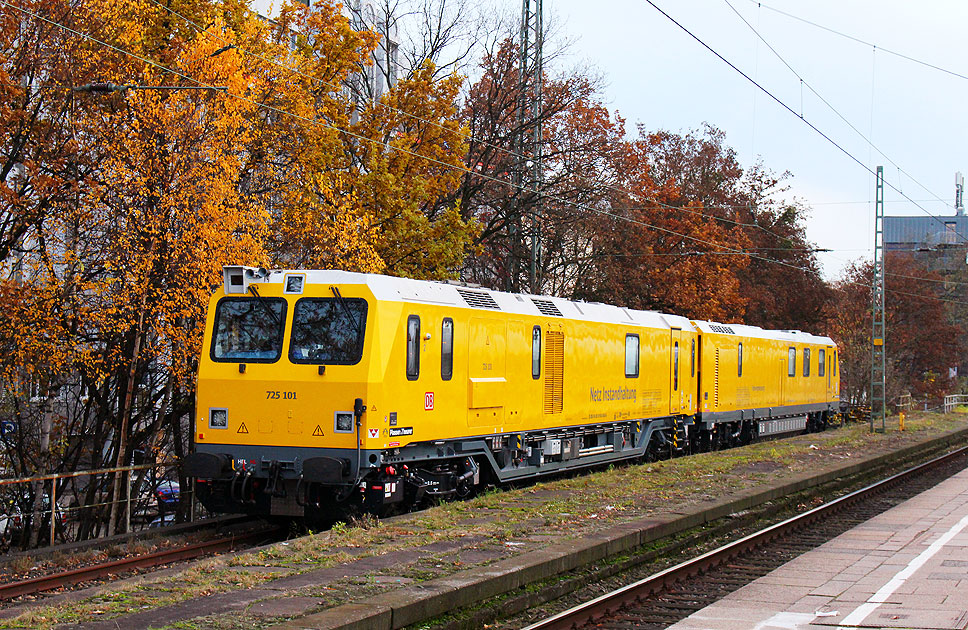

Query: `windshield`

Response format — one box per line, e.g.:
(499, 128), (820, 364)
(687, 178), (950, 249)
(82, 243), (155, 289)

(211, 297), (287, 362)
(289, 298), (367, 364)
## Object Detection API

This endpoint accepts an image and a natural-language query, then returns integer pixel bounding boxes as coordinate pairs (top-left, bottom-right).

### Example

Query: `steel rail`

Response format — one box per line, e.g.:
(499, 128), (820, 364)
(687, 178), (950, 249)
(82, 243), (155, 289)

(523, 445), (968, 630)
(0, 526), (279, 601)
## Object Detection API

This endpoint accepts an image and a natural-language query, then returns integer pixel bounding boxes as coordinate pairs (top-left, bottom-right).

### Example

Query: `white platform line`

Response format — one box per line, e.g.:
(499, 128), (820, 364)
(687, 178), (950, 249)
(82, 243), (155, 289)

(838, 512), (968, 627)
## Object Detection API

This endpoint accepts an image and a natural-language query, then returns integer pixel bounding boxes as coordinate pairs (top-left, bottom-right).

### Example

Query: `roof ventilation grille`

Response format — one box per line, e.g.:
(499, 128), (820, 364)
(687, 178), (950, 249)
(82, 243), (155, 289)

(709, 324), (736, 334)
(532, 298), (562, 317)
(457, 288), (500, 310)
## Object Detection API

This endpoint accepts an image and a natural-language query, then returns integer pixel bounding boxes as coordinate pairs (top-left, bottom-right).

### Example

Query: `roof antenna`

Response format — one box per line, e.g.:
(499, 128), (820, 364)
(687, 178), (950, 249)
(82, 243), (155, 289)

(955, 171), (964, 216)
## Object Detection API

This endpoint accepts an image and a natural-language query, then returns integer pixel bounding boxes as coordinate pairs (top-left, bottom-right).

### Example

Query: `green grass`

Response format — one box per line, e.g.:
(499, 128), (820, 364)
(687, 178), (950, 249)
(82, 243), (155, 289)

(2, 411), (962, 629)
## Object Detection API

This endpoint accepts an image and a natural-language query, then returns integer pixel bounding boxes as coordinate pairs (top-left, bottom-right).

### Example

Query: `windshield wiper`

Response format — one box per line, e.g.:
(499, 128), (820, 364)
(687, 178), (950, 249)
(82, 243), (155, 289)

(331, 286), (363, 340)
(248, 285), (281, 328)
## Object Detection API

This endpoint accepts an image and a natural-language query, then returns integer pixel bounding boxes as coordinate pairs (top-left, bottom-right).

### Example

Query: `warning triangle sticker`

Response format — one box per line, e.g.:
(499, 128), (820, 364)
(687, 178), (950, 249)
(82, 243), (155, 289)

(237, 422), (249, 434)
(313, 425), (324, 436)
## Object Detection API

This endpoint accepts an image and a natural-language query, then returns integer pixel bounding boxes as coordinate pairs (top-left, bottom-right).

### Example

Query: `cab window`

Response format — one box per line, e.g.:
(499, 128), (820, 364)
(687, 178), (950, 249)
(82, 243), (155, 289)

(673, 341), (679, 390)
(803, 348), (811, 377)
(788, 347), (796, 377)
(406, 316), (420, 380)
(289, 298), (367, 364)
(690, 338), (696, 377)
(532, 326), (542, 379)
(211, 296), (287, 363)
(625, 334), (639, 378)
(441, 318), (454, 381)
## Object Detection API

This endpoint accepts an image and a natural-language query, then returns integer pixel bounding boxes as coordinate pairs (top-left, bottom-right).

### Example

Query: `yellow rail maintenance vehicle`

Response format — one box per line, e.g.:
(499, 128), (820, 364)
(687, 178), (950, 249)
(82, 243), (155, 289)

(185, 267), (839, 522)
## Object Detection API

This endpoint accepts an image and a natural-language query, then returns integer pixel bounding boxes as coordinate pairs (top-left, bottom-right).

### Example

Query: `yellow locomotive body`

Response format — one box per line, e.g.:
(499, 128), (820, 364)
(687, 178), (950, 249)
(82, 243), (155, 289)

(186, 267), (839, 519)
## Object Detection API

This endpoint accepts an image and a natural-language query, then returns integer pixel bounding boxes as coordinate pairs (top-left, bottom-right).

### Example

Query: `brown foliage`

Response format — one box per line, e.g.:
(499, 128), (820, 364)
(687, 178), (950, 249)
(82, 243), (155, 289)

(828, 255), (962, 404)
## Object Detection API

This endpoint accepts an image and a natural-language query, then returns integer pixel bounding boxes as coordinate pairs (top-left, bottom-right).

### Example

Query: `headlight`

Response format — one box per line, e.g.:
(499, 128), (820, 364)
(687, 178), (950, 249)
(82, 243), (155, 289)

(210, 408), (228, 429)
(335, 412), (354, 433)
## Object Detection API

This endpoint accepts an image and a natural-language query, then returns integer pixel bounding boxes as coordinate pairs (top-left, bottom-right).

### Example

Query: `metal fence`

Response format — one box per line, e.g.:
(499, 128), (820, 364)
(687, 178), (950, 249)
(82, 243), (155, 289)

(943, 394), (968, 414)
(0, 461), (200, 548)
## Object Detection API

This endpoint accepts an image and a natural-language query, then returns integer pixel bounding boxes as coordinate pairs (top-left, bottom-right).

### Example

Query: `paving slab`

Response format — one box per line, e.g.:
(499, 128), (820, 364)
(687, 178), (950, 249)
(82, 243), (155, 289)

(668, 466), (968, 630)
(248, 596), (325, 617)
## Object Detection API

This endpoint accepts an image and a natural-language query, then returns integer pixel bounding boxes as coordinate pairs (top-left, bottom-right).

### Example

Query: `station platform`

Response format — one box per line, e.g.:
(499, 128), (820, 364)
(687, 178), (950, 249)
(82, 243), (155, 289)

(669, 466), (968, 630)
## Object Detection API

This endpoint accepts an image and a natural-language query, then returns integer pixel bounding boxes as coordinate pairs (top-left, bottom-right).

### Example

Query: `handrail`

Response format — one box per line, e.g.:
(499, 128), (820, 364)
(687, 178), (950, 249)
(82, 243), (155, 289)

(943, 394), (968, 414)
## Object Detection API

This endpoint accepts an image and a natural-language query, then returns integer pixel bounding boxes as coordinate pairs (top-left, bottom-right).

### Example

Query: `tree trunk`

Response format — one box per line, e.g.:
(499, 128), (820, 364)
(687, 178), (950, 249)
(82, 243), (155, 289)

(27, 403), (53, 548)
(107, 306), (145, 537)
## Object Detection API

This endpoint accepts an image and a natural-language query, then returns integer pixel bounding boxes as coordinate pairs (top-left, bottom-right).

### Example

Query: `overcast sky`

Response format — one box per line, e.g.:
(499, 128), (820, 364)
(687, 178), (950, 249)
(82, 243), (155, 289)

(255, 0), (968, 280)
(533, 0), (968, 279)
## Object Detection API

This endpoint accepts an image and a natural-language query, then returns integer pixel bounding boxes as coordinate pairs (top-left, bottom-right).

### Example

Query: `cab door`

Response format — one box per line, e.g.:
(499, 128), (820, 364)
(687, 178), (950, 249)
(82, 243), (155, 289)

(670, 329), (682, 413)
(825, 345), (836, 401)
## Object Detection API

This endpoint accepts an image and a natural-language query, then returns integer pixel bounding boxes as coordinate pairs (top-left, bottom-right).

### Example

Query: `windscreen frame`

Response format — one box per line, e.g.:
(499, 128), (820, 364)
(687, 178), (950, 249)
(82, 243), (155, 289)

(210, 296), (289, 363)
(288, 297), (369, 365)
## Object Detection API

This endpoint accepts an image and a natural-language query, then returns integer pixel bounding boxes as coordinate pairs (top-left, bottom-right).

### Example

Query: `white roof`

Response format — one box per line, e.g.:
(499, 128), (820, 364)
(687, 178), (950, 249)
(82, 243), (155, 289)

(691, 320), (834, 345)
(240, 268), (831, 342)
(252, 268), (697, 332)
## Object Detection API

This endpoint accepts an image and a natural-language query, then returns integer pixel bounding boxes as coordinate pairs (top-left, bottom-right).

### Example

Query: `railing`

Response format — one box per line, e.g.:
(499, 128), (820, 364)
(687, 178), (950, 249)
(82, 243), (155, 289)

(0, 461), (200, 548)
(896, 393), (913, 412)
(943, 394), (968, 414)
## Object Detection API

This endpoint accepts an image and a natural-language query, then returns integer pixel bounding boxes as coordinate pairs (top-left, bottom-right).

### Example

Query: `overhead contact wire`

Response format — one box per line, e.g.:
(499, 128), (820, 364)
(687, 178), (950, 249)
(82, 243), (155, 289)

(140, 0), (799, 246)
(4, 0), (962, 306)
(646, 0), (968, 248)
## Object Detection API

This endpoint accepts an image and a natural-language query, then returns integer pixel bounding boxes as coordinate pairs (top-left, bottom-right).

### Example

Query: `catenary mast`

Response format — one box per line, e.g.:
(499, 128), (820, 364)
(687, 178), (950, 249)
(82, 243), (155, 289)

(509, 0), (543, 293)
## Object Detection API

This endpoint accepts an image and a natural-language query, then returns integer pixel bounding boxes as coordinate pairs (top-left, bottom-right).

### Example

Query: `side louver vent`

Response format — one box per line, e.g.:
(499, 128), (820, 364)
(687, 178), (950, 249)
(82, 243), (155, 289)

(532, 298), (562, 317)
(457, 288), (500, 310)
(714, 348), (720, 408)
(709, 325), (736, 334)
(544, 331), (564, 414)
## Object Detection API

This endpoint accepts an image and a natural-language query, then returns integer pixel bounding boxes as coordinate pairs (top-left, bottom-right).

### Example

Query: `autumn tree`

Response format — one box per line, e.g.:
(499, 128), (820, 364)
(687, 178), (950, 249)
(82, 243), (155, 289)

(453, 36), (623, 293)
(453, 39), (827, 327)
(0, 0), (86, 264)
(731, 164), (830, 332)
(253, 3), (477, 278)
(578, 125), (829, 326)
(828, 255), (962, 406)
(0, 0), (479, 545)
(575, 126), (752, 322)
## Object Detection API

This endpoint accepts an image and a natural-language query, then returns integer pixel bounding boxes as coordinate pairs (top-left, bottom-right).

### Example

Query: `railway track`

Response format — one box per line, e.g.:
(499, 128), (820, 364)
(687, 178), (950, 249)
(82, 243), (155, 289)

(521, 446), (968, 630)
(0, 524), (281, 602)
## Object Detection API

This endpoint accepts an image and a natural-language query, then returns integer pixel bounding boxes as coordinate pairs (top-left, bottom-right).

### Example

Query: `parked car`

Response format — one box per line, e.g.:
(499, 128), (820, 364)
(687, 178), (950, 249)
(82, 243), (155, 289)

(0, 493), (65, 542)
(148, 513), (176, 528)
(154, 479), (180, 511)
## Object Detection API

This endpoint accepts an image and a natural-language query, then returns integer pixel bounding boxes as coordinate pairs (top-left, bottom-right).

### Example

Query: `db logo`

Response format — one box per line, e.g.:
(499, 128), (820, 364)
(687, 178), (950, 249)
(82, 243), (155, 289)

(424, 392), (435, 411)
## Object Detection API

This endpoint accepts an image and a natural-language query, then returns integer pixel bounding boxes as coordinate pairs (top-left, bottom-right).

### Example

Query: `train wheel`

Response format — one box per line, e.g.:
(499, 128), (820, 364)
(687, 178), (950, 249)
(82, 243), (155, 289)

(739, 420), (754, 445)
(697, 428), (711, 453)
(644, 433), (664, 462)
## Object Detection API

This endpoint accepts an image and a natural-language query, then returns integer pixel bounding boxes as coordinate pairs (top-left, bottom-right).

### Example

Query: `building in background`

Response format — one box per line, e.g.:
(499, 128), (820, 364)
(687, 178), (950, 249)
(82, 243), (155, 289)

(883, 172), (968, 383)
(250, 0), (399, 103)
(884, 172), (968, 275)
